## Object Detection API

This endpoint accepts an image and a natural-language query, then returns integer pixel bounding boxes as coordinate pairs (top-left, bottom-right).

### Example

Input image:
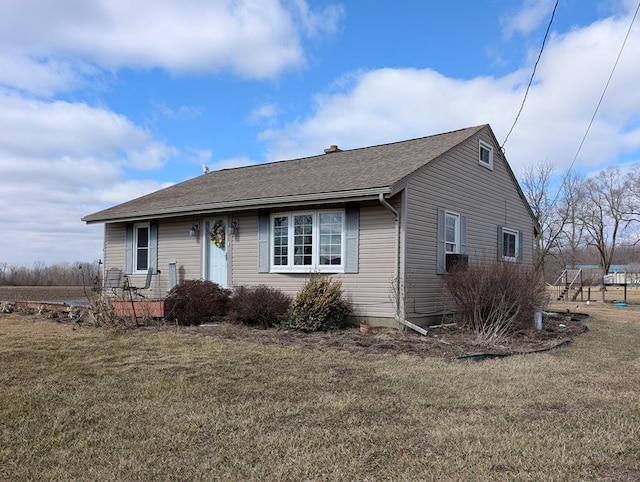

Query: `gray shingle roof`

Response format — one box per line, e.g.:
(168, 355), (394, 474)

(83, 124), (487, 223)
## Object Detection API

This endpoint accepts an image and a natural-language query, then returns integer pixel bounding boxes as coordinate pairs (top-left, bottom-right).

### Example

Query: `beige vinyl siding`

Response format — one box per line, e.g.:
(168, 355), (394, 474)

(232, 201), (398, 319)
(403, 127), (535, 318)
(156, 219), (202, 291)
(104, 223), (126, 273)
(104, 218), (203, 297)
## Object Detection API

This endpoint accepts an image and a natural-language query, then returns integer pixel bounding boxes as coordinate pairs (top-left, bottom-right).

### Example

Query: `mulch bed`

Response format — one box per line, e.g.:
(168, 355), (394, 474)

(186, 312), (587, 360)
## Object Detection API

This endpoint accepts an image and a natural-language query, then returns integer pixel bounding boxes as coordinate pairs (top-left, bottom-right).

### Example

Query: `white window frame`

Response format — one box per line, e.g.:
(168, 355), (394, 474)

(445, 211), (460, 254)
(270, 209), (345, 273)
(479, 140), (494, 170)
(501, 227), (519, 262)
(133, 222), (150, 274)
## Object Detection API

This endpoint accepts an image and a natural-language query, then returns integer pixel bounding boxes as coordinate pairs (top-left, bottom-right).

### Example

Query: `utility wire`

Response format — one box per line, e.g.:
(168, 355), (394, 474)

(563, 0), (640, 179)
(551, 0), (640, 205)
(502, 0), (559, 150)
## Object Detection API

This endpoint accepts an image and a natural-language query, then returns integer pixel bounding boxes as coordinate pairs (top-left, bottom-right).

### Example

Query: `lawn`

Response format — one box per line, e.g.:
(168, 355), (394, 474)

(1, 301), (639, 481)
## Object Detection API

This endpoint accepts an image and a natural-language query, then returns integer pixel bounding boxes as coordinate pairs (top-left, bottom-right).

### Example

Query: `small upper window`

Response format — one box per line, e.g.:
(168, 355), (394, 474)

(479, 140), (494, 170)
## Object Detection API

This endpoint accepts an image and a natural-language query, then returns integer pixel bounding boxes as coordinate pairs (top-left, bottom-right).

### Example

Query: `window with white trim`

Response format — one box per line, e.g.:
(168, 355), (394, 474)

(479, 140), (494, 169)
(271, 210), (345, 272)
(445, 211), (460, 254)
(133, 222), (150, 273)
(501, 227), (519, 262)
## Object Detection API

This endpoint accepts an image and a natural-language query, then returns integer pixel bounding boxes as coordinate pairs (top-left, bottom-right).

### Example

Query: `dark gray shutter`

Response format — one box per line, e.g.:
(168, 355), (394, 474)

(258, 211), (270, 273)
(517, 230), (524, 262)
(497, 225), (504, 260)
(436, 208), (446, 274)
(125, 223), (134, 274)
(149, 221), (158, 273)
(460, 215), (467, 255)
(344, 205), (359, 273)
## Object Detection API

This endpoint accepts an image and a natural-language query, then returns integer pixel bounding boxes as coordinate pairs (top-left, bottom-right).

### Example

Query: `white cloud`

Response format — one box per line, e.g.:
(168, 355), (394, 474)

(262, 8), (640, 177)
(0, 93), (171, 264)
(249, 103), (280, 124)
(0, 92), (173, 168)
(501, 0), (557, 38)
(0, 0), (343, 91)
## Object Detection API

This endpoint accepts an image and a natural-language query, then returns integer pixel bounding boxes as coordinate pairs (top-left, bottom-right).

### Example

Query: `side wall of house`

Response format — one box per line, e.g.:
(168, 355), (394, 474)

(231, 200), (399, 322)
(403, 127), (535, 322)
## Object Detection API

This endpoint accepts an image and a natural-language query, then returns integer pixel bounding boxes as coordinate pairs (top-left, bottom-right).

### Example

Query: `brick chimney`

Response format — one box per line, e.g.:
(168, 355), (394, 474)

(324, 144), (342, 154)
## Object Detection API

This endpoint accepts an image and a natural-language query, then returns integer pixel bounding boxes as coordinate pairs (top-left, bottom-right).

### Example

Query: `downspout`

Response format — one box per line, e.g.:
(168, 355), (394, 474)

(378, 193), (427, 336)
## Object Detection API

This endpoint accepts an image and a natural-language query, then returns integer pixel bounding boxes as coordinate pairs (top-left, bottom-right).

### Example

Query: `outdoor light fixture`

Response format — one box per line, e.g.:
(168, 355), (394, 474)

(189, 223), (200, 237)
(229, 219), (239, 235)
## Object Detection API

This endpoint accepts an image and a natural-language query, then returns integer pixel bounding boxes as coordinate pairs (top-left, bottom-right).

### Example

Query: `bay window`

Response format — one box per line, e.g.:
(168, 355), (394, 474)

(271, 210), (344, 272)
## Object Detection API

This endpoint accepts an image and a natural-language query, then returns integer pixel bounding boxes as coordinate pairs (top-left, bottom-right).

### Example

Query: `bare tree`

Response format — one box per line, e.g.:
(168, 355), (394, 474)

(578, 166), (634, 274)
(557, 170), (587, 269)
(521, 160), (574, 278)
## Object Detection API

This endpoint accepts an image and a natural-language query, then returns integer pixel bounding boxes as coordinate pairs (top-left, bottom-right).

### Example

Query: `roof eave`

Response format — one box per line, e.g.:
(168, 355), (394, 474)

(83, 187), (392, 224)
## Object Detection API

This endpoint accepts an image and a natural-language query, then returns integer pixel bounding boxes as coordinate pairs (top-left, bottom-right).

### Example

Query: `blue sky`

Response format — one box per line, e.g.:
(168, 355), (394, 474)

(1, 0), (639, 265)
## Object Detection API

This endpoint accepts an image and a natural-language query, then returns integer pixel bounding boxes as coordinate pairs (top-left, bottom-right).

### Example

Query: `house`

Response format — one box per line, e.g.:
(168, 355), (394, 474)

(83, 124), (539, 326)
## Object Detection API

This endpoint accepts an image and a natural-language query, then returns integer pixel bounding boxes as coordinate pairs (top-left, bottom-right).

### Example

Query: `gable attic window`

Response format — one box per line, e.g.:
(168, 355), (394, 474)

(479, 140), (494, 170)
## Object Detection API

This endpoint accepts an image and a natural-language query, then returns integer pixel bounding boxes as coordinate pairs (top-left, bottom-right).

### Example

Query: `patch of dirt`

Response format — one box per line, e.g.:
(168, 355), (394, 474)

(185, 312), (588, 360)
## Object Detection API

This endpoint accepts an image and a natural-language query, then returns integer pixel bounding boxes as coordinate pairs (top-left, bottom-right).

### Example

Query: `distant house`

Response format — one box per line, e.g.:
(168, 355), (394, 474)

(83, 124), (539, 326)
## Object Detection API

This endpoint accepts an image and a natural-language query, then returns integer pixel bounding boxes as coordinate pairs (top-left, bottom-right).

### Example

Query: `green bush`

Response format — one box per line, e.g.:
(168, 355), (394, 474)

(282, 276), (351, 332)
(165, 280), (230, 326)
(229, 285), (291, 328)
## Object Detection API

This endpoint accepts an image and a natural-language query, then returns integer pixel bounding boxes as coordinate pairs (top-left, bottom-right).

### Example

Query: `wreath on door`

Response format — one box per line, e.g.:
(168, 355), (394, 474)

(210, 220), (225, 249)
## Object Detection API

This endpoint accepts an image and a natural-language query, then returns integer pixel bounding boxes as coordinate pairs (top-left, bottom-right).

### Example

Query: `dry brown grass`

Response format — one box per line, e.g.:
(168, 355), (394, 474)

(1, 301), (639, 481)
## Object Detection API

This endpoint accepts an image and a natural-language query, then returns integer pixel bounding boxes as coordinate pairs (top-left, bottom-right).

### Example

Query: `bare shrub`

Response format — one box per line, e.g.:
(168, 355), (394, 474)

(229, 285), (291, 328)
(442, 261), (547, 344)
(165, 280), (230, 326)
(282, 275), (351, 332)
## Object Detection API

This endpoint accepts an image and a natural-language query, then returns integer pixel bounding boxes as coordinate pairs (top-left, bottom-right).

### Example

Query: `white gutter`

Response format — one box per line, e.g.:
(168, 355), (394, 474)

(84, 187), (391, 224)
(378, 193), (427, 336)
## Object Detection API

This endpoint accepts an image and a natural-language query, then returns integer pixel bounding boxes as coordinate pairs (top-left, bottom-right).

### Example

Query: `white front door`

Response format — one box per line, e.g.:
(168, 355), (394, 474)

(204, 217), (228, 288)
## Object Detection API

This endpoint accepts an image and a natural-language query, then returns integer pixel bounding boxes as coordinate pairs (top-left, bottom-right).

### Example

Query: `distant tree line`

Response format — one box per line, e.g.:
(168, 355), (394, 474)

(0, 260), (101, 286)
(522, 163), (640, 282)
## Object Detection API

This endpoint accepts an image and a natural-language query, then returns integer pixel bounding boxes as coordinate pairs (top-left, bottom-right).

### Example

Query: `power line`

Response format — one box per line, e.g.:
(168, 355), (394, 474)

(563, 0), (640, 178)
(552, 0), (640, 205)
(502, 0), (559, 150)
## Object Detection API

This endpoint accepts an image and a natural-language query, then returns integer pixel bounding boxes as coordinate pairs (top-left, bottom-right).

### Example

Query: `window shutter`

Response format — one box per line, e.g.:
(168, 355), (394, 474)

(149, 221), (158, 273)
(497, 225), (504, 260)
(436, 208), (446, 274)
(258, 211), (270, 273)
(344, 204), (359, 273)
(517, 230), (524, 262)
(460, 215), (467, 255)
(125, 223), (134, 274)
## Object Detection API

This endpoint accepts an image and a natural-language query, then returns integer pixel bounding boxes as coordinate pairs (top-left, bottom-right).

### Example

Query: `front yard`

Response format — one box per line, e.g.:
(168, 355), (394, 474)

(1, 299), (639, 481)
